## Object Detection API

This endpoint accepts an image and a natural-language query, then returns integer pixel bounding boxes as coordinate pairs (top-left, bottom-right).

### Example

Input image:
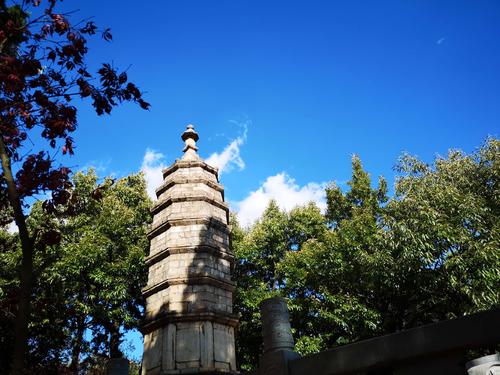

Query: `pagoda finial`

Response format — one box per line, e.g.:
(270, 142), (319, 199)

(181, 124), (199, 160)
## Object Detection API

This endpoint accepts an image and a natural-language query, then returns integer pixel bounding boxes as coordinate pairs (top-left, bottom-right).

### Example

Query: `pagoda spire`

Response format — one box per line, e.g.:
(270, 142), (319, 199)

(181, 124), (200, 160)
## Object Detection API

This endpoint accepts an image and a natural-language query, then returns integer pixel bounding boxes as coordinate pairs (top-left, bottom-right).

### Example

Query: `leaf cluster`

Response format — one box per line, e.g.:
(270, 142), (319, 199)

(0, 0), (150, 213)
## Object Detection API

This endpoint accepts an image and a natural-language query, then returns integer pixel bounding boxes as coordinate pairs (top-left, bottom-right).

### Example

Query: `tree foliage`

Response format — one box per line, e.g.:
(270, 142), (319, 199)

(0, 1), (149, 371)
(233, 139), (499, 370)
(1, 0), (149, 213)
(0, 170), (152, 372)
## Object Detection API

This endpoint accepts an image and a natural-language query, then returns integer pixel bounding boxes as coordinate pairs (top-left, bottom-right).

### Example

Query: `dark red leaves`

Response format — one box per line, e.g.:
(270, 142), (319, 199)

(15, 151), (72, 216)
(6, 73), (24, 90)
(98, 63), (117, 85)
(0, 56), (41, 93)
(102, 28), (112, 42)
(44, 187), (71, 214)
(50, 14), (69, 34)
(15, 152), (70, 198)
(41, 104), (77, 141)
(59, 37), (87, 66)
(118, 72), (127, 85)
(40, 228), (62, 246)
(77, 78), (91, 97)
(1, 1), (149, 218)
(33, 90), (50, 107)
(80, 21), (97, 35)
(41, 24), (52, 37)
(62, 137), (74, 155)
(91, 91), (112, 115)
(77, 68), (91, 78)
(138, 99), (150, 110)
(125, 82), (141, 99)
(90, 64), (149, 114)
(47, 49), (56, 61)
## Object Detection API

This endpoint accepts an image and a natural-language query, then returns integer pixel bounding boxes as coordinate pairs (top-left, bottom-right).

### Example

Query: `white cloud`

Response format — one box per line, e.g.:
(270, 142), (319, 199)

(7, 221), (18, 234)
(436, 37), (445, 45)
(141, 149), (166, 200)
(205, 122), (248, 175)
(235, 172), (327, 227)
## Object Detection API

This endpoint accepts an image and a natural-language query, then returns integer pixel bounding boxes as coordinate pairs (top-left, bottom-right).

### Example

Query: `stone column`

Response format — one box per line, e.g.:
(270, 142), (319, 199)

(257, 297), (299, 375)
(260, 297), (295, 354)
(141, 125), (238, 374)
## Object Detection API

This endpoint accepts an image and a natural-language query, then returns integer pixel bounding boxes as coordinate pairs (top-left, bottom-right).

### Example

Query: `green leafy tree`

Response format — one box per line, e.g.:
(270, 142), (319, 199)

(281, 156), (389, 355)
(0, 170), (152, 372)
(0, 229), (19, 370)
(233, 140), (499, 369)
(233, 200), (327, 369)
(232, 202), (289, 371)
(382, 138), (499, 329)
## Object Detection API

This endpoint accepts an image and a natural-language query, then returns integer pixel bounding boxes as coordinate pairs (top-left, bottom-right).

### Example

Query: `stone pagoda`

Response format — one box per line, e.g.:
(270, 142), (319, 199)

(141, 125), (238, 374)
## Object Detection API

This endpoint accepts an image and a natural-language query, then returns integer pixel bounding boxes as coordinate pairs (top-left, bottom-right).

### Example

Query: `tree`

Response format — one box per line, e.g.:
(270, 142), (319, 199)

(0, 1), (149, 371)
(281, 156), (389, 354)
(233, 140), (499, 369)
(47, 170), (151, 371)
(233, 200), (327, 369)
(0, 229), (19, 370)
(383, 138), (499, 328)
(0, 170), (152, 372)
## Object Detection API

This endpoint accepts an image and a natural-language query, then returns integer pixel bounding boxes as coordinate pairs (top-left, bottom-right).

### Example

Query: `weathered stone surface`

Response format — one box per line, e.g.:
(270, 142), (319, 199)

(254, 298), (300, 375)
(163, 324), (176, 371)
(143, 329), (162, 372)
(142, 125), (237, 374)
(201, 321), (214, 369)
(176, 324), (201, 363)
(260, 297), (295, 353)
(213, 324), (236, 370)
(149, 220), (231, 256)
(146, 254), (232, 294)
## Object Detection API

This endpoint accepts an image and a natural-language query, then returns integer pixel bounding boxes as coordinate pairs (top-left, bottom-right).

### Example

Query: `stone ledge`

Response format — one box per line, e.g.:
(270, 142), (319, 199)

(155, 177), (224, 199)
(141, 310), (239, 334)
(151, 195), (229, 216)
(145, 245), (235, 267)
(142, 274), (236, 298)
(162, 160), (219, 180)
(288, 307), (500, 375)
(162, 369), (238, 375)
(148, 217), (230, 240)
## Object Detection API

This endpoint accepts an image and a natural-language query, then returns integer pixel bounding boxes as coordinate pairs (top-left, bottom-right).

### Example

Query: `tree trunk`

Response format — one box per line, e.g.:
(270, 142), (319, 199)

(0, 134), (34, 374)
(69, 315), (85, 374)
(109, 320), (122, 359)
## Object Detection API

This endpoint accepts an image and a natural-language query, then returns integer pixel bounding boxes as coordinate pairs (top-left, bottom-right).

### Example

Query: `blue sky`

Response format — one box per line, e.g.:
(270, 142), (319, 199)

(43, 0), (500, 358)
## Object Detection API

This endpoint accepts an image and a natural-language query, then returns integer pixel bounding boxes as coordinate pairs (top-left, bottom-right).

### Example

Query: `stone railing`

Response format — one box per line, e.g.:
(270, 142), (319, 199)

(253, 298), (500, 375)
